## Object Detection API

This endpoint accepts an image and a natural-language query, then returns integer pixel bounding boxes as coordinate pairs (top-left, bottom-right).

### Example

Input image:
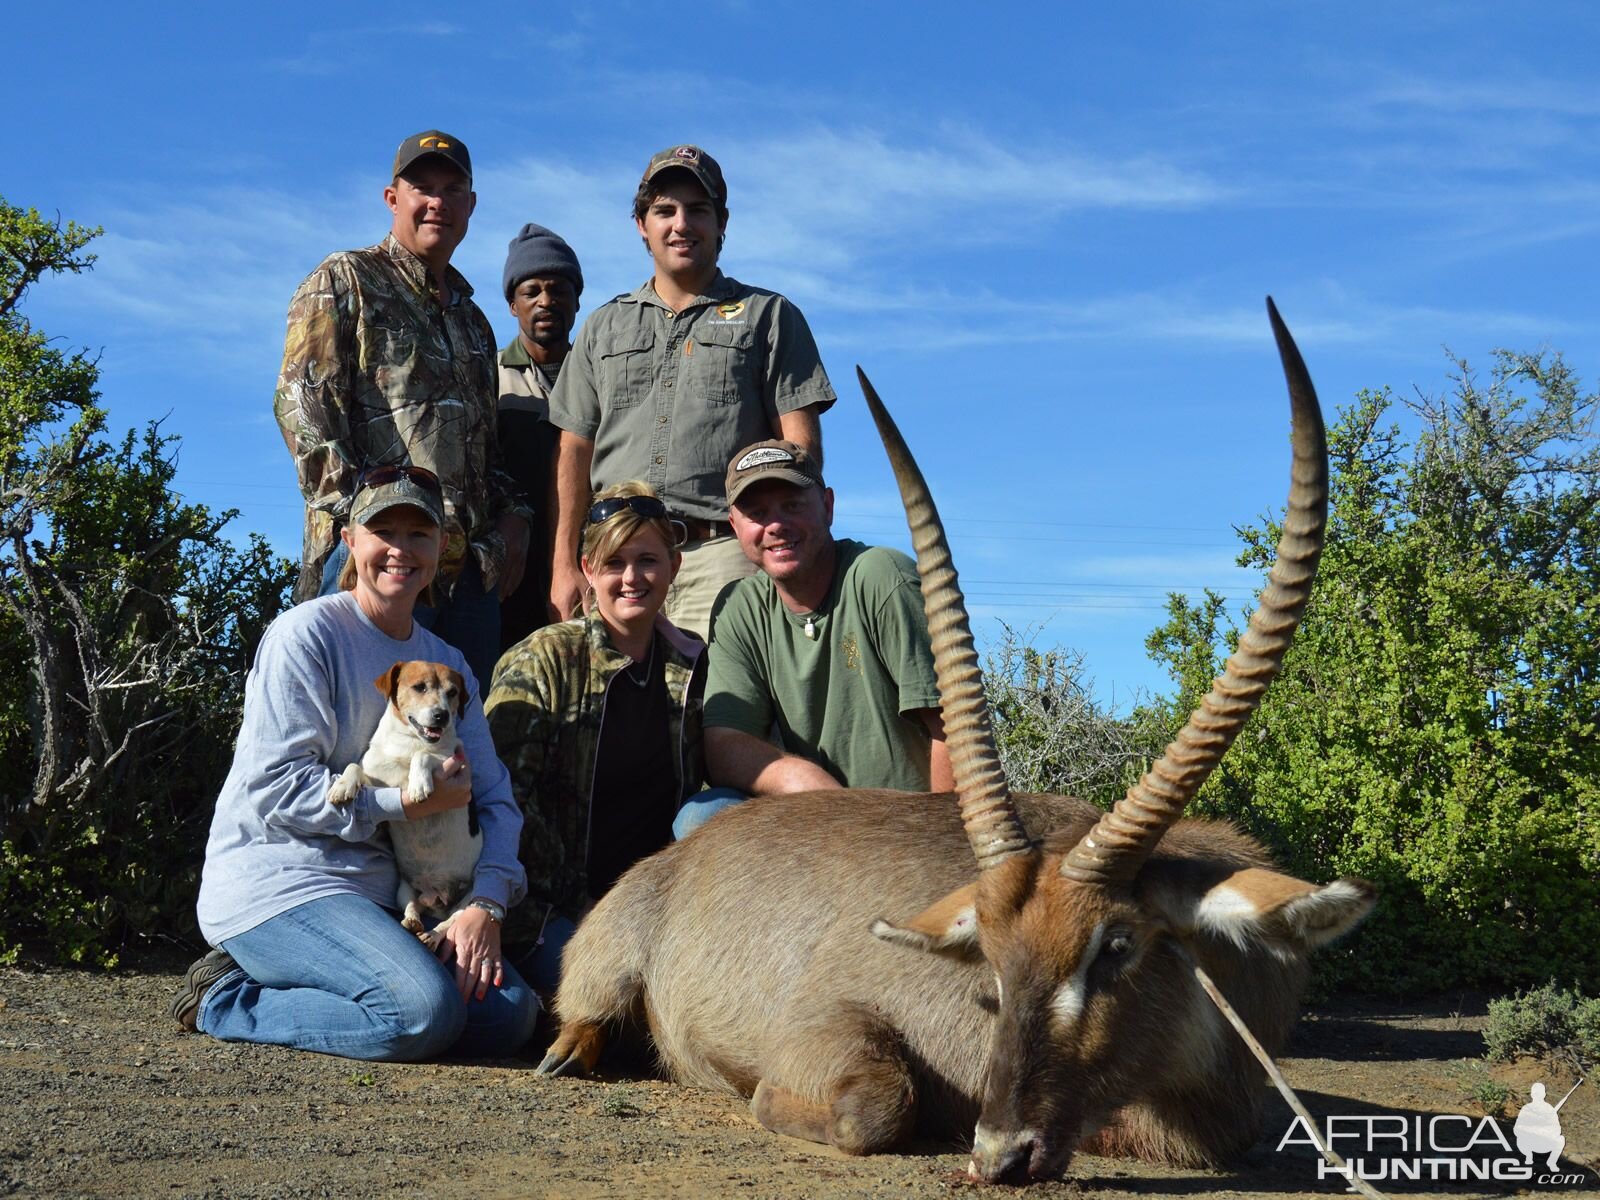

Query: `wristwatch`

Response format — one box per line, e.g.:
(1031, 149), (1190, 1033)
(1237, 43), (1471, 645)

(468, 898), (505, 923)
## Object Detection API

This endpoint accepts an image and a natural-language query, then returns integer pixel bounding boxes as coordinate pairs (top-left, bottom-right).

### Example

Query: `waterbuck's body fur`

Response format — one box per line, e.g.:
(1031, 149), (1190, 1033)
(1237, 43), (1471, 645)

(541, 303), (1375, 1183)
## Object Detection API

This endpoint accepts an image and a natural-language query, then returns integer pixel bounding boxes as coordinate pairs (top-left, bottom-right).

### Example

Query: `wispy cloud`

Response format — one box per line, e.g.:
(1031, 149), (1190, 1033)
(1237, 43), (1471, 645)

(469, 127), (1228, 291)
(267, 23), (463, 75)
(1070, 548), (1253, 587)
(1364, 76), (1600, 120)
(35, 184), (374, 374)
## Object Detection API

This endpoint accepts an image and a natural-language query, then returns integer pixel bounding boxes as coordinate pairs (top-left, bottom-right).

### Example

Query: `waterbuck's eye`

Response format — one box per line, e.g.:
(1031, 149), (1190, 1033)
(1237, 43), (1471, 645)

(1101, 932), (1134, 960)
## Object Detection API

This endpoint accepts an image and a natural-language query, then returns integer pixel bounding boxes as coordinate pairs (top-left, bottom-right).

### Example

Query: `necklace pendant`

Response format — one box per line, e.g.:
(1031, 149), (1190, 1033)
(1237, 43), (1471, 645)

(803, 616), (816, 639)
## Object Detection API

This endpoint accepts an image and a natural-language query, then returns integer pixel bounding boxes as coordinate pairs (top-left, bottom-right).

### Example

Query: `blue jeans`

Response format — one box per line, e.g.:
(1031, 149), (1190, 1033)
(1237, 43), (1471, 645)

(201, 894), (539, 1062)
(518, 909), (578, 999)
(319, 542), (503, 691)
(671, 787), (746, 840)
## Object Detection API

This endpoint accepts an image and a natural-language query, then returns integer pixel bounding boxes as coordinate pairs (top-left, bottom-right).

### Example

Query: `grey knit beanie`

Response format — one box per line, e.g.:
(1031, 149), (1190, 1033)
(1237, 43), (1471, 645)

(502, 223), (584, 299)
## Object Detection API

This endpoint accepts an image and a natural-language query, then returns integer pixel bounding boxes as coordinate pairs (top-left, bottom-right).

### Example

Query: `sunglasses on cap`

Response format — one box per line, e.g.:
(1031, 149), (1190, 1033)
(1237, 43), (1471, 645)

(586, 495), (688, 545)
(587, 495), (669, 524)
(355, 463), (443, 495)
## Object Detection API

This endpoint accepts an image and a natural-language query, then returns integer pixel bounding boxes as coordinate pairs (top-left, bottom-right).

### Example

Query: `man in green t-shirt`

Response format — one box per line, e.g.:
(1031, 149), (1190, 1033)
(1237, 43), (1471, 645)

(702, 440), (953, 795)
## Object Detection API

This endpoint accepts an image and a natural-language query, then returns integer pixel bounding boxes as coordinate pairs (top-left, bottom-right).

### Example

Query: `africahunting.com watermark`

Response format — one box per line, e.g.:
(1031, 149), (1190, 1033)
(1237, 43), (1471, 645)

(1277, 1079), (1590, 1188)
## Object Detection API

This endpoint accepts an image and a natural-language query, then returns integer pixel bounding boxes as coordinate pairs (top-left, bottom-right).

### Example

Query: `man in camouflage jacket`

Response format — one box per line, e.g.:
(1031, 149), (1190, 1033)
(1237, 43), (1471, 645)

(274, 129), (531, 686)
(482, 609), (705, 963)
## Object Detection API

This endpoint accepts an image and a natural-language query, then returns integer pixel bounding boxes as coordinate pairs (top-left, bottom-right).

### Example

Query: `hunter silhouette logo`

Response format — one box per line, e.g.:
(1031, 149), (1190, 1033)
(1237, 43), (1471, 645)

(1515, 1080), (1581, 1171)
(1278, 1077), (1588, 1188)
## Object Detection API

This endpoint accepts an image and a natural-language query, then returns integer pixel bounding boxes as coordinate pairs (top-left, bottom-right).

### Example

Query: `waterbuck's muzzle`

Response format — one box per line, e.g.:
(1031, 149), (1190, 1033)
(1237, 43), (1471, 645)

(970, 1125), (1062, 1184)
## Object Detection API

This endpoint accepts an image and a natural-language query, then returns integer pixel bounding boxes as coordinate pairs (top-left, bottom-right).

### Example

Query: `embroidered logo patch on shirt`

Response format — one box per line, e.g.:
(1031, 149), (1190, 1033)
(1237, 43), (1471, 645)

(842, 634), (861, 671)
(714, 301), (745, 320)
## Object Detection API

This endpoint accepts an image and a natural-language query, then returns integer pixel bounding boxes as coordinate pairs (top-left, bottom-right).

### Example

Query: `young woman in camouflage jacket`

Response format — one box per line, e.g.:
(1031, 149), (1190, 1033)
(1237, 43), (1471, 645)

(484, 482), (707, 996)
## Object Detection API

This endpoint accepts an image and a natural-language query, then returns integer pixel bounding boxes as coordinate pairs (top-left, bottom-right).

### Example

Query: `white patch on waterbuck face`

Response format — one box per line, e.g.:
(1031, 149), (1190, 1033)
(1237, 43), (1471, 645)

(1050, 922), (1104, 1025)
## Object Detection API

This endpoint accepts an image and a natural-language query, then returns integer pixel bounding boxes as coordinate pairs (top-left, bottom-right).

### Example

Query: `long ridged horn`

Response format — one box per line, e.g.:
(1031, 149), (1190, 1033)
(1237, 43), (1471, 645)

(858, 367), (1034, 871)
(1059, 298), (1328, 885)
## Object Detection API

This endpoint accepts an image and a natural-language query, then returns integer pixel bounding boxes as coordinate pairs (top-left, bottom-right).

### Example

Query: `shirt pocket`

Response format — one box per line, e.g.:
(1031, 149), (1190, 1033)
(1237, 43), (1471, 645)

(689, 324), (760, 408)
(597, 333), (656, 410)
(358, 322), (422, 394)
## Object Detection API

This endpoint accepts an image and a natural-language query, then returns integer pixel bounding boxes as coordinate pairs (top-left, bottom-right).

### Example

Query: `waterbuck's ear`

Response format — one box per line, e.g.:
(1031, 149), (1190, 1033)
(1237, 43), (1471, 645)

(1158, 867), (1377, 951)
(870, 883), (981, 959)
(1273, 876), (1378, 947)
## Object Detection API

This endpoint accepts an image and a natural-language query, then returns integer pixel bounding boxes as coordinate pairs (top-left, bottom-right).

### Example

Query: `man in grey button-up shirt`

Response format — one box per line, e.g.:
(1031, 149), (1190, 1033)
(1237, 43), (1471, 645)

(547, 144), (835, 639)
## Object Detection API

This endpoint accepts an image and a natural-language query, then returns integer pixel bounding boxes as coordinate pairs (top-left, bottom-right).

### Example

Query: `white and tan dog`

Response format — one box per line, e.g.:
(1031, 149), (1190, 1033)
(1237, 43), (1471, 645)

(329, 661), (482, 947)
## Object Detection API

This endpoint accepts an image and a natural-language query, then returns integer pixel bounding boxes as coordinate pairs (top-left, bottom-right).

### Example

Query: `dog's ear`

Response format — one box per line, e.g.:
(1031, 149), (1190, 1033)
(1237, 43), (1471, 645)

(374, 662), (406, 700)
(447, 668), (469, 718)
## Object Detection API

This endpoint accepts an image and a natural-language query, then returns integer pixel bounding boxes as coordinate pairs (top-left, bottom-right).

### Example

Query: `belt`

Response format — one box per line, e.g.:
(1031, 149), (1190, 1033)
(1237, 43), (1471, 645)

(672, 514), (735, 541)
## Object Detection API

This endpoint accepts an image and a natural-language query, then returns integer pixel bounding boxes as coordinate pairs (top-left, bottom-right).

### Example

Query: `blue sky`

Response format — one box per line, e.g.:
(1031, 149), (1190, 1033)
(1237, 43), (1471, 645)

(10, 2), (1598, 707)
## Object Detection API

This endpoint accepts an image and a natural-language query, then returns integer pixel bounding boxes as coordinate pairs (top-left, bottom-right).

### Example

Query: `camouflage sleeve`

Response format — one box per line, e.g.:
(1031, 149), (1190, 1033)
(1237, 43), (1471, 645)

(274, 258), (357, 522)
(483, 638), (583, 926)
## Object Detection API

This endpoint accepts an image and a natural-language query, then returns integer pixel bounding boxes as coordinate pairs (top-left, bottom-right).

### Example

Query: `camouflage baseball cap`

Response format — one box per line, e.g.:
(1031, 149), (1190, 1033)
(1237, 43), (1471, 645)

(393, 130), (472, 182)
(641, 144), (727, 205)
(725, 440), (825, 506)
(349, 464), (446, 528)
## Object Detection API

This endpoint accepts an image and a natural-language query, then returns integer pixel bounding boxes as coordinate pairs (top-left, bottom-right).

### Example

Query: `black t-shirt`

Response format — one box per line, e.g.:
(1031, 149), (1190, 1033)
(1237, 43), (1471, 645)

(586, 637), (678, 898)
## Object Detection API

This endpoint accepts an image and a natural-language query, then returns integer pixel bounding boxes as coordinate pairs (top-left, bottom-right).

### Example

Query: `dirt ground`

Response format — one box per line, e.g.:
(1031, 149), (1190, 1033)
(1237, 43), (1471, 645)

(0, 963), (1594, 1200)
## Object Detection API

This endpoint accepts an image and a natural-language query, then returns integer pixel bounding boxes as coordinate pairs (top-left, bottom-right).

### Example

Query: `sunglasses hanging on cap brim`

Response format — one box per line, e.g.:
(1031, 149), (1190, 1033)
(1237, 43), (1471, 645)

(355, 463), (444, 496)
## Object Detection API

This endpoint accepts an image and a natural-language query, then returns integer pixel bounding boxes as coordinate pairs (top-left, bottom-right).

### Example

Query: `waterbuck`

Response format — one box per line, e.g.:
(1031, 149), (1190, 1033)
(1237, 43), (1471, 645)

(537, 300), (1375, 1184)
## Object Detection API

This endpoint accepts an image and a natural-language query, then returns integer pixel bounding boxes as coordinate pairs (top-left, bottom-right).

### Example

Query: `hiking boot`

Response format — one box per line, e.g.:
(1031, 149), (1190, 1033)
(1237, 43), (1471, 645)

(169, 948), (237, 1032)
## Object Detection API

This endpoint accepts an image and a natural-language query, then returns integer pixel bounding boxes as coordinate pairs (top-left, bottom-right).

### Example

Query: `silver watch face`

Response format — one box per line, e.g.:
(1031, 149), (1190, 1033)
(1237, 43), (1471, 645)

(472, 899), (505, 921)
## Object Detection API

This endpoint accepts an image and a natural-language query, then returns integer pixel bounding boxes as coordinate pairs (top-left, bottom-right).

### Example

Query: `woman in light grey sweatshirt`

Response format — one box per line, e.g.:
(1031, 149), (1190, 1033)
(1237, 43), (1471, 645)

(173, 467), (536, 1060)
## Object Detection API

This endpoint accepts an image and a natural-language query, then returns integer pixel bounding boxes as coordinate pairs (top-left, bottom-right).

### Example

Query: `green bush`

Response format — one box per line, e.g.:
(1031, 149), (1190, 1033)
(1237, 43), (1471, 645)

(0, 199), (292, 965)
(1448, 1058), (1511, 1116)
(1484, 982), (1600, 1068)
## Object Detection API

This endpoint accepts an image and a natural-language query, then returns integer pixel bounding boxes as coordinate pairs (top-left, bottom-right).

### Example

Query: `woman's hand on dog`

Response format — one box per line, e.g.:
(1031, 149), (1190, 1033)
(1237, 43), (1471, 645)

(436, 904), (504, 1001)
(402, 746), (472, 818)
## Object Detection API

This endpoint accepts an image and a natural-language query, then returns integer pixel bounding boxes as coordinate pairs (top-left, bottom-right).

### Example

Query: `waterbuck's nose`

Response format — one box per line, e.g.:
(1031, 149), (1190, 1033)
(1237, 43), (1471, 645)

(970, 1125), (1050, 1184)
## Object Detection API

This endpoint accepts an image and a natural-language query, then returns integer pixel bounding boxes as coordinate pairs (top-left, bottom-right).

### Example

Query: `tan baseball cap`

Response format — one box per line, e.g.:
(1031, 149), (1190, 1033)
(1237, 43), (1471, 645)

(725, 440), (825, 506)
(641, 144), (727, 205)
